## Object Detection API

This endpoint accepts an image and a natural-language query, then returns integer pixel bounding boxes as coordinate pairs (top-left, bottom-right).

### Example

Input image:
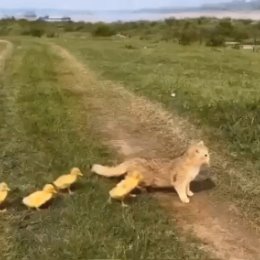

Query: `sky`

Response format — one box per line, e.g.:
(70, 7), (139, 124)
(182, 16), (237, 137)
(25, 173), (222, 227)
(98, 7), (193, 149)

(0, 0), (226, 10)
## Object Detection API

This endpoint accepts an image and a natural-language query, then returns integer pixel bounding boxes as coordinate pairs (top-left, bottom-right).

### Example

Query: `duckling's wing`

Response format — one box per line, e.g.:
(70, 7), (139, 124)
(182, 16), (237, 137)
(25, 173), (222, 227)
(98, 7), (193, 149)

(115, 179), (126, 187)
(23, 191), (52, 207)
(120, 179), (139, 193)
(109, 178), (140, 199)
(0, 191), (8, 203)
(109, 185), (126, 198)
(53, 175), (75, 189)
(127, 179), (140, 190)
(110, 185), (133, 198)
(23, 191), (41, 207)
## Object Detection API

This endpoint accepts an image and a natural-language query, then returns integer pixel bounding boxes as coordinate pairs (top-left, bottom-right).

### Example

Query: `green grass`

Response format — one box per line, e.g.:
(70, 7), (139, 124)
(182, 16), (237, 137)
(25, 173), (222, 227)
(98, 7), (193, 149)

(0, 38), (209, 259)
(55, 36), (260, 226)
(57, 37), (260, 161)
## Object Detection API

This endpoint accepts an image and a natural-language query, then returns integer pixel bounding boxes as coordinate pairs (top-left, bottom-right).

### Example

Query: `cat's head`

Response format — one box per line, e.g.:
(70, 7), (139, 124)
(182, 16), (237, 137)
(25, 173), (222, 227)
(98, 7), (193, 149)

(186, 141), (210, 166)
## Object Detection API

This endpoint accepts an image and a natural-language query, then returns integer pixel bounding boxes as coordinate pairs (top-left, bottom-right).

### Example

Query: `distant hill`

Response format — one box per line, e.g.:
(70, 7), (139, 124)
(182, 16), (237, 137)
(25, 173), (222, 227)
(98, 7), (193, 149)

(201, 0), (260, 11)
(112, 1), (260, 14)
(0, 8), (92, 16)
(1, 1), (260, 22)
(130, 7), (200, 14)
(1, 1), (260, 17)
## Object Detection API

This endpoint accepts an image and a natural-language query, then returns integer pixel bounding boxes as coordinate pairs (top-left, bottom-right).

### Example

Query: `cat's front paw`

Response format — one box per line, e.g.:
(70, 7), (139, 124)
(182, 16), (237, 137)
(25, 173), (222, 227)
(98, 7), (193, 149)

(187, 191), (194, 197)
(181, 197), (190, 204)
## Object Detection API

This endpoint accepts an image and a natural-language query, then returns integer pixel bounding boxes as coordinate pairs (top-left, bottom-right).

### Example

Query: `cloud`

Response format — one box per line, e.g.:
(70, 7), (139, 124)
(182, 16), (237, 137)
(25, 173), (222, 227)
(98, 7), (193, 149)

(0, 0), (219, 10)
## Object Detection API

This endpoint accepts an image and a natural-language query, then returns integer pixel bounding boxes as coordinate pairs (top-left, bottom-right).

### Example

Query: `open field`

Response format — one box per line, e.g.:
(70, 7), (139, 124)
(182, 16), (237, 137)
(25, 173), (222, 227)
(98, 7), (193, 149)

(0, 33), (259, 260)
(0, 38), (210, 260)
(57, 36), (260, 226)
(58, 37), (260, 160)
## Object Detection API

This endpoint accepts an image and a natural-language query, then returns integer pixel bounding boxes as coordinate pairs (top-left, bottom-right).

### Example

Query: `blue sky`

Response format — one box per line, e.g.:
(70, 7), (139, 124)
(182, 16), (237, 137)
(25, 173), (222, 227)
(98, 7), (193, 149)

(0, 0), (225, 10)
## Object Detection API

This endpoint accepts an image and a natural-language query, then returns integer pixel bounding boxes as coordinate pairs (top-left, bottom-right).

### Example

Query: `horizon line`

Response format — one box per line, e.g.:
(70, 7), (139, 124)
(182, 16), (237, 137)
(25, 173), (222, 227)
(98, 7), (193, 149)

(0, 5), (203, 12)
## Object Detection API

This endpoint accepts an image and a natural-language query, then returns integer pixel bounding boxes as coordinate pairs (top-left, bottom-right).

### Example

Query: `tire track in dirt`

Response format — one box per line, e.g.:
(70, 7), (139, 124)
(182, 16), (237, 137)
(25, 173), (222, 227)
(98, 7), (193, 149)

(0, 40), (13, 70)
(0, 39), (15, 259)
(51, 43), (260, 260)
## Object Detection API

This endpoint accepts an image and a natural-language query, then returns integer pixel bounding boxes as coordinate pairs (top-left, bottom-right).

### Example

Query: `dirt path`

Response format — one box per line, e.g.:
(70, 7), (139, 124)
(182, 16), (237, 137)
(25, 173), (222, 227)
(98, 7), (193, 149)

(0, 40), (13, 70)
(52, 43), (260, 260)
(0, 39), (14, 258)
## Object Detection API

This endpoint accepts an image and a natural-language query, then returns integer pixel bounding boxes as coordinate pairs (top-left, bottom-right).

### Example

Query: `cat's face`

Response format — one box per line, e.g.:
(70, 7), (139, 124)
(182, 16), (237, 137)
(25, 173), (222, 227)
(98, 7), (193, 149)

(187, 141), (210, 166)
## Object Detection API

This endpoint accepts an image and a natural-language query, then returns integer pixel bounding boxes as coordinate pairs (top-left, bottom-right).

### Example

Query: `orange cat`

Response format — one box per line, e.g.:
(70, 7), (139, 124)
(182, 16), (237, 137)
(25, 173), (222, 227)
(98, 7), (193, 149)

(92, 141), (210, 203)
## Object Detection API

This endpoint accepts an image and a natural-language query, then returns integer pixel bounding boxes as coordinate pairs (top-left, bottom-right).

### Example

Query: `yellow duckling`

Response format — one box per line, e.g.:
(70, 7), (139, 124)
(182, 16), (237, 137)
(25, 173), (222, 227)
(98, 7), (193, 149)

(22, 184), (57, 210)
(53, 167), (83, 194)
(109, 171), (143, 207)
(0, 182), (11, 212)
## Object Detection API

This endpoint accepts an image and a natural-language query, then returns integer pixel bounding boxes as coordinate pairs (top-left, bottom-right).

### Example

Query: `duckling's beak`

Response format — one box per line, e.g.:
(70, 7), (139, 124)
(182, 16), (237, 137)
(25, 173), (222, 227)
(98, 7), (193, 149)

(7, 187), (11, 191)
(78, 172), (83, 177)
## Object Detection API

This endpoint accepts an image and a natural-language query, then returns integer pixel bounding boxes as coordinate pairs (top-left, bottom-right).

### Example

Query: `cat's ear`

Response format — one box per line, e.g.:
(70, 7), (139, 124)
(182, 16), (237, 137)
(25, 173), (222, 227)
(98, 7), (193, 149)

(198, 140), (204, 146)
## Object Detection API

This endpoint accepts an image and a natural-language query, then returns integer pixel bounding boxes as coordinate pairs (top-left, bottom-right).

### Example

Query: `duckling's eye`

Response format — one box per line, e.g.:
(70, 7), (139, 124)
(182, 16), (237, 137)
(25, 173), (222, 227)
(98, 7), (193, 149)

(196, 149), (199, 153)
(205, 154), (208, 157)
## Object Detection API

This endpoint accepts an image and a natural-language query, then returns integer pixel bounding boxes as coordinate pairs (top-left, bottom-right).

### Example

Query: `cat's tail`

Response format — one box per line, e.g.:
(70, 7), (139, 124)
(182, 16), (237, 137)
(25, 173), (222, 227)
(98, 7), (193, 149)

(91, 162), (127, 177)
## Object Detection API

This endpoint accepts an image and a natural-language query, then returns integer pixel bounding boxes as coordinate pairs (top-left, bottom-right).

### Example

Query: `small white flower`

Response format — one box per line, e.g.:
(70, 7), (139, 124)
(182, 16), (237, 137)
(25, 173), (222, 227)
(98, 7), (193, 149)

(171, 93), (176, 97)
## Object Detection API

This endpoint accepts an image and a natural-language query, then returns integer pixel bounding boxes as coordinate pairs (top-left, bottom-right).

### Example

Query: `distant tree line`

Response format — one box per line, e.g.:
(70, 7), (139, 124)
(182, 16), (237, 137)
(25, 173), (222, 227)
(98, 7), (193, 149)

(1, 17), (260, 46)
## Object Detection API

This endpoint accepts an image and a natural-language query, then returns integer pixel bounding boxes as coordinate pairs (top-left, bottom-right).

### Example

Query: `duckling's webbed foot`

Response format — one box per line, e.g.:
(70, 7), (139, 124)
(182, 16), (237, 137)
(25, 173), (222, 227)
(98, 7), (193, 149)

(121, 201), (129, 208)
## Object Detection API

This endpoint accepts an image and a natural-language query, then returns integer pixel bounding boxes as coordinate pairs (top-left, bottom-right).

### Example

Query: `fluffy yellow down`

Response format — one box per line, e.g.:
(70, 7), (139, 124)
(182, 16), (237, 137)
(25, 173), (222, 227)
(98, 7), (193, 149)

(22, 184), (57, 210)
